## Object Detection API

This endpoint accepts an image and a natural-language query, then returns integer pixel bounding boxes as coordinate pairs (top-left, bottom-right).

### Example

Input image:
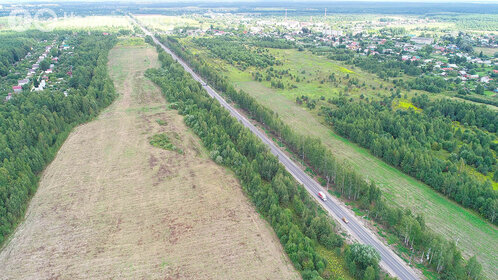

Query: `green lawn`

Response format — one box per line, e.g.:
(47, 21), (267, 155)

(484, 90), (496, 97)
(198, 48), (498, 279)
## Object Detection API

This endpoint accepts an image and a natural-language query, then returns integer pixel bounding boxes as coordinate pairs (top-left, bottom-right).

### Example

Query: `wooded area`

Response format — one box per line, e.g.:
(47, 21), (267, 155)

(0, 33), (117, 246)
(322, 95), (497, 224)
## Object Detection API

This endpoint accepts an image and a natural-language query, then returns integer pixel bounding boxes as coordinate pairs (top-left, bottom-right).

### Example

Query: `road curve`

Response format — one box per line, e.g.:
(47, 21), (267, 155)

(134, 18), (419, 280)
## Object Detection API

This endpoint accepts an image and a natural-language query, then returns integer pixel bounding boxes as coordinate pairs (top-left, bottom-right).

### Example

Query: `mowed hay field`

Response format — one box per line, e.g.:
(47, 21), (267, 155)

(210, 51), (498, 278)
(0, 42), (299, 279)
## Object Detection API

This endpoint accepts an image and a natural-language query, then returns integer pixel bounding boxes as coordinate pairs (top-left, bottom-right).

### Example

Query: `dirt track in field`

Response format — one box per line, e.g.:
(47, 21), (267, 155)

(0, 44), (299, 280)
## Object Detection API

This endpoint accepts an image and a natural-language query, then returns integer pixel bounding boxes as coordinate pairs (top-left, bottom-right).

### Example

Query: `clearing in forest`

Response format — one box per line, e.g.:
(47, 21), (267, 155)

(0, 41), (299, 279)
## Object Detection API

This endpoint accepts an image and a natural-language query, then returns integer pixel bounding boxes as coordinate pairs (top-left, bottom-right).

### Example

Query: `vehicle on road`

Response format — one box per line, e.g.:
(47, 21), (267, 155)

(342, 217), (349, 224)
(318, 191), (327, 201)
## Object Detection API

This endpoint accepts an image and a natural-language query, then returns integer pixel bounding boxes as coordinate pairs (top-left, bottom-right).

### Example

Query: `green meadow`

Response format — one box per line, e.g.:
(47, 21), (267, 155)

(191, 45), (498, 279)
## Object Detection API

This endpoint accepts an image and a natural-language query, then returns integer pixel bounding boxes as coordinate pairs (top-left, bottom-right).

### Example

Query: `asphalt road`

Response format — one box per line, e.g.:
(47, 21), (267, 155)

(135, 19), (419, 280)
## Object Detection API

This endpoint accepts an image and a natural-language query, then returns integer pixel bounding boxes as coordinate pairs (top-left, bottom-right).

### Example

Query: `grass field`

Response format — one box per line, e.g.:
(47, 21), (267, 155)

(0, 42), (299, 279)
(474, 47), (497, 57)
(196, 47), (498, 279)
(233, 48), (396, 102)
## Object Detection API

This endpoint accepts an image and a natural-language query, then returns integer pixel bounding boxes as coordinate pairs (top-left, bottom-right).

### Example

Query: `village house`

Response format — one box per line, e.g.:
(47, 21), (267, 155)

(12, 86), (22, 93)
(18, 79), (29, 86)
(411, 37), (433, 45)
(480, 76), (491, 83)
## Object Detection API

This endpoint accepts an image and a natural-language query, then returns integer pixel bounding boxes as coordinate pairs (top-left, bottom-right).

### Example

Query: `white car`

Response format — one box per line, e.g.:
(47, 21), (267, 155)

(318, 191), (327, 201)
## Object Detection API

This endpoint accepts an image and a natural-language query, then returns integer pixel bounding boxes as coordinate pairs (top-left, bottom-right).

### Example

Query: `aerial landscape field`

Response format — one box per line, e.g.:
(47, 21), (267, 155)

(0, 1), (497, 280)
(0, 40), (299, 279)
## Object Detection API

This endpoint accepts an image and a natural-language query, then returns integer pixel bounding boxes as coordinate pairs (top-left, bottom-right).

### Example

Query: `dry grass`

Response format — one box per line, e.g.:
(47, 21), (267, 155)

(44, 16), (132, 31)
(0, 43), (299, 280)
(136, 15), (205, 32)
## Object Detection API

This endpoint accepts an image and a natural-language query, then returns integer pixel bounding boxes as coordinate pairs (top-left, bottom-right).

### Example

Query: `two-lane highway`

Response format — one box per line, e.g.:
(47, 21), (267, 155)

(134, 18), (419, 280)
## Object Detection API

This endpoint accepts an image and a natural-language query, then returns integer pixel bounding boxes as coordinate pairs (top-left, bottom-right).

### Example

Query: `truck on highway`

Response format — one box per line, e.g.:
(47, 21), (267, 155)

(318, 191), (327, 201)
(342, 217), (349, 224)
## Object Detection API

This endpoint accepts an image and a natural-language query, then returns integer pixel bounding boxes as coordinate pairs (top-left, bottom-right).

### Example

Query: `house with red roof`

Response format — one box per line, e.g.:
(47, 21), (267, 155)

(13, 85), (22, 93)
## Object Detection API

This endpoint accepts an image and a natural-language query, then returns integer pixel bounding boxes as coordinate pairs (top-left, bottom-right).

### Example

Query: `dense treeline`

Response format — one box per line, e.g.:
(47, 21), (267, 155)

(456, 94), (498, 107)
(192, 37), (279, 70)
(352, 55), (422, 79)
(156, 35), (483, 280)
(322, 97), (497, 223)
(0, 31), (54, 77)
(147, 49), (351, 280)
(412, 95), (498, 133)
(407, 75), (448, 93)
(325, 48), (421, 78)
(247, 36), (295, 49)
(0, 33), (117, 246)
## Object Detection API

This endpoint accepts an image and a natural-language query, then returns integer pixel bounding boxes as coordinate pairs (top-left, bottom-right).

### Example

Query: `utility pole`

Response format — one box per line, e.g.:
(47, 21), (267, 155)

(325, 8), (327, 17)
(285, 9), (287, 20)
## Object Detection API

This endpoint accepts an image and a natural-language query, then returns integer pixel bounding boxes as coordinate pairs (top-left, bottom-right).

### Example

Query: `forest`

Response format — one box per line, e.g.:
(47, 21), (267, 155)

(0, 31), (57, 78)
(0, 33), (117, 246)
(0, 34), (33, 77)
(155, 35), (483, 280)
(322, 96), (497, 223)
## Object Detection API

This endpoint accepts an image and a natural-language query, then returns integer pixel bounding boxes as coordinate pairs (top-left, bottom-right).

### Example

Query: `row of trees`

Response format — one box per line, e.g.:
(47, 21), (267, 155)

(0, 33), (117, 246)
(247, 36), (295, 49)
(323, 97), (497, 223)
(412, 94), (498, 133)
(407, 75), (448, 93)
(157, 35), (483, 280)
(146, 49), (351, 280)
(456, 94), (498, 107)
